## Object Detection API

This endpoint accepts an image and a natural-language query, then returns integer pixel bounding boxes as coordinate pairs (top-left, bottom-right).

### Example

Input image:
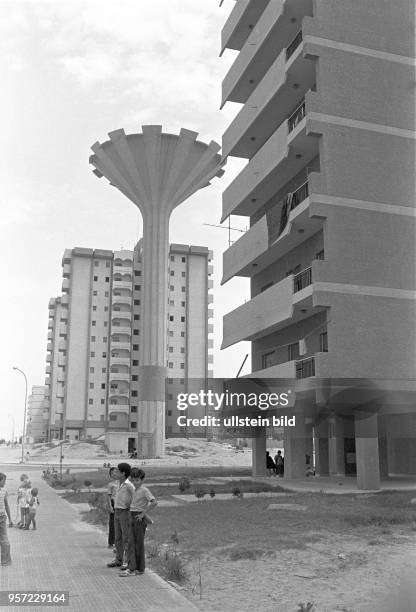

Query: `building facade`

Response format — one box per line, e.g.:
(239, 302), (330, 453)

(220, 0), (415, 488)
(26, 386), (48, 443)
(44, 243), (213, 452)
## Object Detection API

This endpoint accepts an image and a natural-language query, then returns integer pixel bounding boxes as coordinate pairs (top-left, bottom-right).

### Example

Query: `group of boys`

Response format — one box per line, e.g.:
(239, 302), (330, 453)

(106, 463), (157, 577)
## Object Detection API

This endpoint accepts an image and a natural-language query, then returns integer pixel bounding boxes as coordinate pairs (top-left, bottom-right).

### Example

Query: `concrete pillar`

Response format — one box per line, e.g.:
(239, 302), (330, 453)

(284, 414), (307, 479)
(314, 418), (329, 476)
(329, 415), (345, 476)
(252, 428), (267, 476)
(355, 410), (380, 490)
(378, 415), (389, 479)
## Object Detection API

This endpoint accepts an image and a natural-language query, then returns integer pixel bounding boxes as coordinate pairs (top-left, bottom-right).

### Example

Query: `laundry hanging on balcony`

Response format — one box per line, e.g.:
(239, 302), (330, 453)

(266, 192), (294, 246)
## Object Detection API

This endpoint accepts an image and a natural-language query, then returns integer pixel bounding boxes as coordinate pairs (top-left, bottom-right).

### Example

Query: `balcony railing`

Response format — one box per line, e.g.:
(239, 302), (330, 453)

(296, 357), (315, 379)
(288, 101), (306, 133)
(286, 30), (302, 60)
(293, 267), (312, 293)
(276, 180), (309, 238)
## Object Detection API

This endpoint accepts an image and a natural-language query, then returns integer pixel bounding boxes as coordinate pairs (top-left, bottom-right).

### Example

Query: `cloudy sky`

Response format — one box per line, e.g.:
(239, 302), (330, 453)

(0, 0), (251, 440)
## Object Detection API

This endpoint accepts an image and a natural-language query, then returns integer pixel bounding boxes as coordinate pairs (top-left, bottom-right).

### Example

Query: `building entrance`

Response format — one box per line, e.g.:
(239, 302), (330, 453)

(344, 437), (357, 475)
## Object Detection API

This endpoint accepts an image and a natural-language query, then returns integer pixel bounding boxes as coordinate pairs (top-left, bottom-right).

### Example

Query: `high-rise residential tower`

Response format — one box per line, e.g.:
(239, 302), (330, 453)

(44, 243), (214, 453)
(220, 0), (415, 489)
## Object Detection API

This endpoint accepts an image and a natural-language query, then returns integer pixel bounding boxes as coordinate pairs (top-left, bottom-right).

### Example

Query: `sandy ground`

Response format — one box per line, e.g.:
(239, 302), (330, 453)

(184, 533), (416, 611)
(27, 438), (255, 467)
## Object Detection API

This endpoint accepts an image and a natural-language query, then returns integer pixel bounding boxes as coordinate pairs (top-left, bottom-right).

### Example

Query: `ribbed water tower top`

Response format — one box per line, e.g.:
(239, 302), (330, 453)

(89, 125), (225, 213)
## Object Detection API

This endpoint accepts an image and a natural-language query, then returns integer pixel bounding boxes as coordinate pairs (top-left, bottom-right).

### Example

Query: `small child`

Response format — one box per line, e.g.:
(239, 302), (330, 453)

(0, 472), (13, 566)
(25, 488), (40, 530)
(119, 468), (157, 577)
(17, 481), (31, 529)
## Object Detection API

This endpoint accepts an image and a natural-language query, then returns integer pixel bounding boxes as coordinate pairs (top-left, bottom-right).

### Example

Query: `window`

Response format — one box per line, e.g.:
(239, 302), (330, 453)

(103, 337), (107, 342)
(168, 378), (173, 384)
(93, 291), (97, 296)
(134, 300), (140, 305)
(181, 272), (186, 277)
(262, 351), (275, 369)
(133, 330), (139, 335)
(169, 347), (173, 353)
(105, 277), (110, 282)
(134, 315), (140, 320)
(179, 378), (184, 384)
(180, 363), (185, 369)
(131, 407), (137, 413)
(181, 287), (186, 292)
(104, 306), (109, 312)
(92, 321), (96, 326)
(90, 367), (94, 373)
(169, 285), (174, 291)
(181, 316), (185, 323)
(320, 331), (328, 352)
(134, 285), (141, 290)
(168, 393), (173, 400)
(170, 271), (174, 276)
(102, 368), (106, 373)
(181, 301), (185, 307)
(105, 291), (109, 297)
(101, 399), (105, 405)
(180, 347), (185, 353)
(169, 300), (174, 306)
(134, 270), (141, 276)
(91, 336), (96, 342)
(104, 321), (108, 327)
(102, 352), (107, 358)
(89, 399), (93, 405)
(170, 256), (175, 262)
(180, 332), (185, 337)
(132, 375), (138, 381)
(131, 390), (137, 397)
(130, 422), (137, 429)
(168, 362), (173, 368)
(181, 257), (186, 263)
(106, 261), (111, 268)
(316, 250), (325, 260)
(94, 261), (99, 267)
(101, 383), (106, 389)
(92, 306), (97, 311)
(133, 360), (138, 366)
(110, 414), (117, 421)
(169, 316), (174, 321)
(288, 342), (300, 361)
(94, 275), (98, 281)
(169, 331), (174, 337)
(133, 344), (139, 351)
(261, 282), (273, 293)
(89, 383), (94, 389)
(90, 352), (95, 358)
(168, 410), (172, 416)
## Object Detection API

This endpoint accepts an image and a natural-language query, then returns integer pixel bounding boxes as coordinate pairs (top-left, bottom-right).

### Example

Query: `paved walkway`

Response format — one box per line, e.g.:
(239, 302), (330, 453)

(0, 467), (197, 612)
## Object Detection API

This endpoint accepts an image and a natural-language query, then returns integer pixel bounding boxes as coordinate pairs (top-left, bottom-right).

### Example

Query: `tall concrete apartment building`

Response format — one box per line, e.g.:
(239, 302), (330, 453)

(44, 243), (213, 452)
(220, 0), (415, 488)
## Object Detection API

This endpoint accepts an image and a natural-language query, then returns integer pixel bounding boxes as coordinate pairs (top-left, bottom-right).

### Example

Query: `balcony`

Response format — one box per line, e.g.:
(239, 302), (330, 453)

(110, 341), (131, 352)
(222, 180), (324, 282)
(45, 365), (51, 375)
(61, 278), (70, 293)
(222, 33), (315, 159)
(46, 342), (53, 352)
(45, 375), (51, 385)
(112, 294), (132, 307)
(58, 355), (66, 367)
(250, 360), (297, 379)
(47, 330), (53, 341)
(110, 326), (131, 336)
(222, 270), (319, 349)
(221, 0), (269, 55)
(113, 265), (132, 274)
(296, 356), (315, 378)
(112, 280), (132, 291)
(221, 0), (313, 106)
(109, 388), (129, 398)
(109, 371), (130, 382)
(110, 356), (131, 367)
(112, 309), (132, 319)
(48, 318), (54, 329)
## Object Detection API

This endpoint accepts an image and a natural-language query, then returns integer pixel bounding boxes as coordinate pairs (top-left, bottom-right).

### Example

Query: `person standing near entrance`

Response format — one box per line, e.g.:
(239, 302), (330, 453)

(0, 472), (13, 566)
(107, 463), (134, 569)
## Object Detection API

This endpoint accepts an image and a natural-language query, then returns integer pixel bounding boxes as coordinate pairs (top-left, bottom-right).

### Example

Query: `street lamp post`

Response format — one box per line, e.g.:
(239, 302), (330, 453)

(12, 366), (28, 464)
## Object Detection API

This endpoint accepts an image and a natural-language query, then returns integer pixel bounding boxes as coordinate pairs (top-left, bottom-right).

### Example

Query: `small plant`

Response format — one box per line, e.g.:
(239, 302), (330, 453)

(232, 486), (243, 498)
(297, 603), (316, 612)
(84, 480), (92, 491)
(194, 488), (207, 501)
(147, 543), (161, 558)
(164, 551), (188, 583)
(178, 477), (191, 493)
(65, 468), (70, 475)
(209, 489), (216, 498)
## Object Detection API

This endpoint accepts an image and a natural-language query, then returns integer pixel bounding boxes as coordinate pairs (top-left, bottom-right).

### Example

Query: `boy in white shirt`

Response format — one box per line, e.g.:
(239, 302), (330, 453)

(119, 468), (157, 577)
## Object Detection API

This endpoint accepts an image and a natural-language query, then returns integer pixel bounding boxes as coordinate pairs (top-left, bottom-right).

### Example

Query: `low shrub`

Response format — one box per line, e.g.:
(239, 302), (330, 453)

(209, 489), (216, 498)
(178, 477), (191, 493)
(194, 488), (207, 500)
(164, 552), (188, 583)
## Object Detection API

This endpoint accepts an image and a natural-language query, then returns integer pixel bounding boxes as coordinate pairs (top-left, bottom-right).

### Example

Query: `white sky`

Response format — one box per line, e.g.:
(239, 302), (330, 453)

(0, 0), (252, 440)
